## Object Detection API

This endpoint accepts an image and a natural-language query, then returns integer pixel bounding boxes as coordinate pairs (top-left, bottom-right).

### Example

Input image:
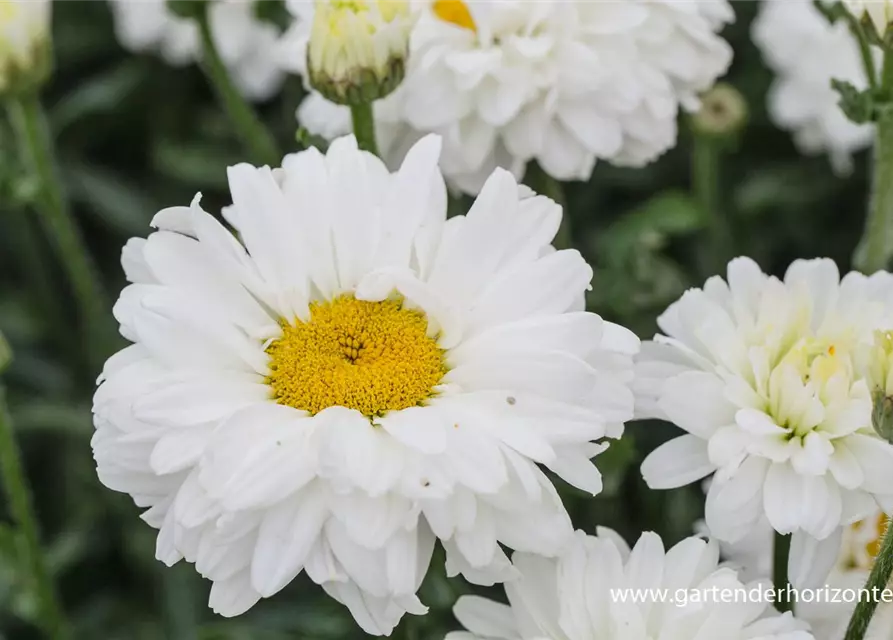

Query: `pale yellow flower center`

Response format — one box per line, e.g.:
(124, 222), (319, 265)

(266, 295), (446, 417)
(433, 0), (476, 32)
(844, 513), (889, 571)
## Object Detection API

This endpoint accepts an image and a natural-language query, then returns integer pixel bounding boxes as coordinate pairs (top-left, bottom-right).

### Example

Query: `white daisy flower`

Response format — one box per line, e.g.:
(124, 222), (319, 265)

(92, 134), (639, 635)
(108, 0), (285, 101)
(277, 0), (734, 195)
(711, 511), (893, 640)
(752, 0), (876, 174)
(636, 257), (893, 588)
(446, 528), (814, 640)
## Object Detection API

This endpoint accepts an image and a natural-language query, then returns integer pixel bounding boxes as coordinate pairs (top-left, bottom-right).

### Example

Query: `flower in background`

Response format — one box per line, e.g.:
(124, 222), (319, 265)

(0, 0), (51, 95)
(307, 0), (412, 105)
(844, 0), (893, 38)
(636, 257), (893, 588)
(446, 528), (815, 640)
(278, 0), (734, 195)
(752, 0), (877, 174)
(92, 134), (639, 634)
(108, 0), (284, 101)
(712, 511), (893, 639)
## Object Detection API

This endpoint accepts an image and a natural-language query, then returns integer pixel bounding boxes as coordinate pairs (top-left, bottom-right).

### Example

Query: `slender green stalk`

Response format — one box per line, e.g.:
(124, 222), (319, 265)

(856, 51), (893, 273)
(844, 517), (893, 640)
(7, 96), (111, 372)
(850, 14), (880, 90)
(350, 102), (379, 156)
(692, 137), (726, 273)
(0, 385), (71, 639)
(196, 10), (280, 167)
(773, 532), (793, 613)
(526, 162), (571, 249)
(161, 564), (198, 640)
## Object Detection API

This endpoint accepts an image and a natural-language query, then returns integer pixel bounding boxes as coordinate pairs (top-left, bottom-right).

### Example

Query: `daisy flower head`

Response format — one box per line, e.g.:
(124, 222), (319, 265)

(92, 134), (640, 634)
(752, 0), (877, 174)
(637, 257), (893, 586)
(108, 0), (285, 101)
(446, 528), (814, 640)
(278, 0), (735, 195)
(712, 511), (893, 640)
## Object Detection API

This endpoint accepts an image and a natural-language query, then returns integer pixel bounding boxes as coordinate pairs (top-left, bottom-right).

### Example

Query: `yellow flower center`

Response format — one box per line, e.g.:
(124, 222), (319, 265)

(844, 513), (890, 571)
(433, 0), (476, 32)
(265, 295), (446, 417)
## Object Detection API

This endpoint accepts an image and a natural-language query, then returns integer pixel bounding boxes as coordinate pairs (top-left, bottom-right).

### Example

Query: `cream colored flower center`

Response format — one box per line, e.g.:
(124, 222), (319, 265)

(266, 295), (446, 417)
(433, 0), (476, 32)
(843, 513), (889, 571)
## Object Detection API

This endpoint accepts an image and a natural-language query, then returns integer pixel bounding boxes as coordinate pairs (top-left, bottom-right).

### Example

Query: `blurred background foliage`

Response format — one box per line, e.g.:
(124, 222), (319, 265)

(0, 1), (874, 638)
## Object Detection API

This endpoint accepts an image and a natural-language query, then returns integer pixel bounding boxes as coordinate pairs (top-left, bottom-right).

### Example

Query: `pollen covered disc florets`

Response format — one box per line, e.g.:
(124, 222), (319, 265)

(266, 295), (446, 416)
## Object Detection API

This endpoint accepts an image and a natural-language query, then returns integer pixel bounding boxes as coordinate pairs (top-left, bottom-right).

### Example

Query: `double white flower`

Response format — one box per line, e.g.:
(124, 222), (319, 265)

(638, 257), (893, 587)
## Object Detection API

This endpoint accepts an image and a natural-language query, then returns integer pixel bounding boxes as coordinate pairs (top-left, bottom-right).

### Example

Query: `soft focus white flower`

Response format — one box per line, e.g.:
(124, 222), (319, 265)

(92, 134), (640, 635)
(307, 0), (412, 105)
(278, 0), (734, 194)
(752, 0), (876, 174)
(714, 511), (893, 640)
(636, 257), (893, 588)
(0, 0), (51, 94)
(844, 0), (893, 37)
(446, 528), (814, 640)
(108, 0), (285, 101)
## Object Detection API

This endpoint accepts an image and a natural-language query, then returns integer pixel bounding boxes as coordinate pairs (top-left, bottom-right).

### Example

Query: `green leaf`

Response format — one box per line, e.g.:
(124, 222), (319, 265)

(597, 191), (704, 262)
(50, 62), (148, 132)
(832, 78), (876, 124)
(151, 138), (240, 190)
(61, 161), (158, 236)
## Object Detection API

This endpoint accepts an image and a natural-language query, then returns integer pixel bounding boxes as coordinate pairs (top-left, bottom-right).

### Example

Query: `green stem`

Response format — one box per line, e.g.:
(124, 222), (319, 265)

(773, 532), (792, 613)
(692, 136), (727, 274)
(196, 9), (280, 167)
(7, 96), (111, 373)
(525, 162), (571, 249)
(856, 51), (893, 273)
(844, 516), (893, 640)
(350, 102), (379, 157)
(0, 385), (71, 639)
(849, 14), (880, 91)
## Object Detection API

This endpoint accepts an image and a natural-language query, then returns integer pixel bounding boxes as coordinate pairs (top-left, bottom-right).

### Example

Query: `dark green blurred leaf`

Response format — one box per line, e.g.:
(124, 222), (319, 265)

(50, 62), (148, 132)
(62, 161), (157, 235)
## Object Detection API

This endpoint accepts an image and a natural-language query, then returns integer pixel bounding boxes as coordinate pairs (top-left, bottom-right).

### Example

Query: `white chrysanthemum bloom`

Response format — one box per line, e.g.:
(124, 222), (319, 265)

(278, 0), (734, 195)
(92, 134), (640, 635)
(636, 257), (893, 588)
(0, 0), (51, 95)
(712, 511), (893, 640)
(108, 0), (284, 101)
(307, 0), (412, 105)
(446, 528), (814, 640)
(844, 0), (893, 37)
(752, 0), (876, 174)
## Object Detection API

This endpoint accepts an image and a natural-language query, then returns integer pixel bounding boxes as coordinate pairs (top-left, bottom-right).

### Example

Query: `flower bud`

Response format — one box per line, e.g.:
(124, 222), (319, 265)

(844, 0), (893, 40)
(690, 83), (748, 141)
(866, 330), (893, 442)
(0, 0), (52, 97)
(307, 0), (412, 106)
